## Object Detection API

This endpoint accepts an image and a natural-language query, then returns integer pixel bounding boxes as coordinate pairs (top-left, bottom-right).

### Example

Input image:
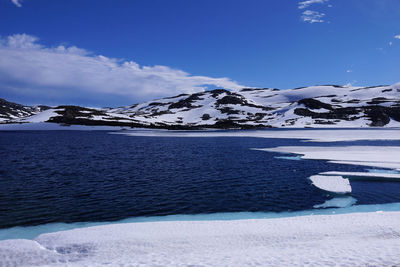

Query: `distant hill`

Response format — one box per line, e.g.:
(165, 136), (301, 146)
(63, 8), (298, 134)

(1, 85), (400, 128)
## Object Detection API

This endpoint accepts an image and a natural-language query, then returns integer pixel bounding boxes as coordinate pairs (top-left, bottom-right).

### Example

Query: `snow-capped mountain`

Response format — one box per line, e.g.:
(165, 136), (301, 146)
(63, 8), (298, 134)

(1, 84), (400, 128)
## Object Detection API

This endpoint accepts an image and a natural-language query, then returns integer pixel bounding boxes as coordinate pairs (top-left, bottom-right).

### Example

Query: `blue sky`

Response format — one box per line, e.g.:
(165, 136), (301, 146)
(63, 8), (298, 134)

(0, 0), (399, 106)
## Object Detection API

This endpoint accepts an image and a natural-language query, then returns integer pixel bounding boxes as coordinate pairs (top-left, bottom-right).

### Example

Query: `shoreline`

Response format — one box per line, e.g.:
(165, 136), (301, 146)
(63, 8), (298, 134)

(1, 210), (400, 266)
(2, 201), (400, 241)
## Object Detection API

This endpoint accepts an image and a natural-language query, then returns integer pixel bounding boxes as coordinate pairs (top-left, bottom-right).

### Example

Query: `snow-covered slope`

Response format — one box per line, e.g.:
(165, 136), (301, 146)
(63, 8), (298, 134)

(1, 84), (400, 128)
(0, 98), (50, 123)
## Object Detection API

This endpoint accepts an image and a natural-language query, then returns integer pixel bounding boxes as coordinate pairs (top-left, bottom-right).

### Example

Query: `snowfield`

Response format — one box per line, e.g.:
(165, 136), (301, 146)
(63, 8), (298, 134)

(1, 211), (400, 266)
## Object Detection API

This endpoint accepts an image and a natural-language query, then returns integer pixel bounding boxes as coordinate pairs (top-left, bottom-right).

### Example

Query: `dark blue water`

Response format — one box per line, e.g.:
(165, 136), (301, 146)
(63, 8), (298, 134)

(0, 130), (399, 229)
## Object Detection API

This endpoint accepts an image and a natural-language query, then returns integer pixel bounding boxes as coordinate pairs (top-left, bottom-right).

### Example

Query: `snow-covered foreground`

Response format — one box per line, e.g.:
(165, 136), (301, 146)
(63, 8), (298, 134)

(1, 211), (400, 266)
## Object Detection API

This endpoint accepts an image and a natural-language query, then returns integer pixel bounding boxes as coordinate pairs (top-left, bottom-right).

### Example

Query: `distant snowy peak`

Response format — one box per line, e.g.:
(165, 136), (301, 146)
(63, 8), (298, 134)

(1, 84), (400, 128)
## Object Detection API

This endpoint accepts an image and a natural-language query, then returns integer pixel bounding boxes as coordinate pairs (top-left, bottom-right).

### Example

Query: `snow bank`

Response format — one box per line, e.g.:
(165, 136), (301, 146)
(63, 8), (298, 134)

(117, 128), (400, 142)
(258, 146), (400, 170)
(1, 211), (400, 266)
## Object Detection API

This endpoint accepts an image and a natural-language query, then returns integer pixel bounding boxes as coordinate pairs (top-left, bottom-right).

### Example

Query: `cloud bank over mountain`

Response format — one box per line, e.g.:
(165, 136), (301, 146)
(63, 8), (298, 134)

(0, 34), (244, 105)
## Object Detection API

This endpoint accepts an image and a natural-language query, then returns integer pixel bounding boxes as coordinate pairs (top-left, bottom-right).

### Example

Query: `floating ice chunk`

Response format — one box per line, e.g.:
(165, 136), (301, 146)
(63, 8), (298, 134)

(309, 175), (351, 194)
(314, 197), (357, 209)
(274, 155), (302, 161)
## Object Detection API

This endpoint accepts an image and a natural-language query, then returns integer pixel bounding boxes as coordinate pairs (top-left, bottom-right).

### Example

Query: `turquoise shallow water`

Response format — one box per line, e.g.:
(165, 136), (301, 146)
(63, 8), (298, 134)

(1, 202), (400, 240)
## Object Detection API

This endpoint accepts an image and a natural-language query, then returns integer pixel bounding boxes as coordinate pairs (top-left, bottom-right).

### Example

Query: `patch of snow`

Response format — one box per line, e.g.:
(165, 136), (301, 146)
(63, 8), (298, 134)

(385, 118), (400, 128)
(18, 109), (59, 123)
(90, 115), (105, 120)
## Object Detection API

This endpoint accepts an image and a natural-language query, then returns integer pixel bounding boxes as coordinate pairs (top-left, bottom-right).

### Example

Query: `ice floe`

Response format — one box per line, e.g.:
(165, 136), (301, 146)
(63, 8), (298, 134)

(309, 175), (352, 194)
(313, 196), (357, 209)
(1, 211), (400, 266)
(274, 155), (302, 160)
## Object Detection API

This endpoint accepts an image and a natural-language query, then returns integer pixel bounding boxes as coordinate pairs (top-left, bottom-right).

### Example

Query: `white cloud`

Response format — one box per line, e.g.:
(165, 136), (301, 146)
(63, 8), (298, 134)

(0, 34), (245, 104)
(298, 0), (328, 9)
(395, 35), (400, 39)
(346, 70), (352, 73)
(11, 0), (22, 7)
(301, 10), (325, 23)
(389, 41), (393, 46)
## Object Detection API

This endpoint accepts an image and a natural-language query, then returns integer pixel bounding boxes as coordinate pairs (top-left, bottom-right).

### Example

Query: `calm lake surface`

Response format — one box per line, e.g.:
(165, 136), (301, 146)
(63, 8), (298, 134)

(1, 130), (399, 229)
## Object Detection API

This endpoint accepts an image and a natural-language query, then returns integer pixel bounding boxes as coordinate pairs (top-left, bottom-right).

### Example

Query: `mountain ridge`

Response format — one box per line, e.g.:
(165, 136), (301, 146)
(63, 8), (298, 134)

(1, 84), (400, 129)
